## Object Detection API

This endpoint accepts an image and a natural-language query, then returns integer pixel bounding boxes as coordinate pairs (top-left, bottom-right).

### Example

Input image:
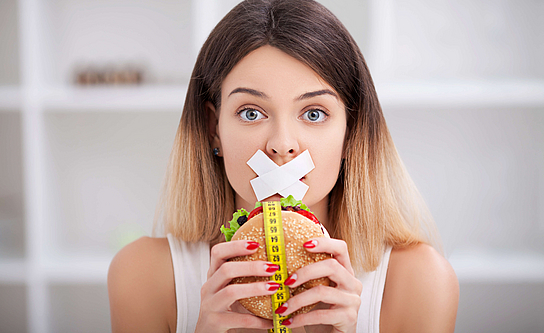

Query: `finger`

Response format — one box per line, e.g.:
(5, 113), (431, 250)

(219, 312), (273, 331)
(285, 259), (363, 294)
(274, 285), (360, 317)
(303, 238), (355, 275)
(204, 260), (280, 294)
(212, 281), (282, 311)
(282, 308), (358, 330)
(208, 240), (262, 278)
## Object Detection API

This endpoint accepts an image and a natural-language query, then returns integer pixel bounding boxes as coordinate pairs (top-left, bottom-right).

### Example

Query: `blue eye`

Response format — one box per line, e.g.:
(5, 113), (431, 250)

(238, 108), (265, 121)
(302, 109), (327, 122)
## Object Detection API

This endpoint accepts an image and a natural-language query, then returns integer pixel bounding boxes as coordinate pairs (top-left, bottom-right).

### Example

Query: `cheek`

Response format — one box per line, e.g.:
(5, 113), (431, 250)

(312, 144), (344, 179)
(219, 130), (261, 197)
(303, 128), (345, 201)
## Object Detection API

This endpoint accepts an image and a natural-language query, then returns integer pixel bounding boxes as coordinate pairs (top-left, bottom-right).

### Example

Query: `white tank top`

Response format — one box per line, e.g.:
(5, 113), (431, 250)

(167, 234), (392, 333)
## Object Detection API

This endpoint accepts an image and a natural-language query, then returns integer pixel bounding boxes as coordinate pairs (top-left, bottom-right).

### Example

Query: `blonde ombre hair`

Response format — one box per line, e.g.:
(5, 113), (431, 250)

(154, 0), (440, 273)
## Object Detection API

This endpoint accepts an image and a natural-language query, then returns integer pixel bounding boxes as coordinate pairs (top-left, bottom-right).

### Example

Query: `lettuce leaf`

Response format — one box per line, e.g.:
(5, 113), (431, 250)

(280, 195), (312, 213)
(220, 208), (248, 241)
(223, 195), (313, 241)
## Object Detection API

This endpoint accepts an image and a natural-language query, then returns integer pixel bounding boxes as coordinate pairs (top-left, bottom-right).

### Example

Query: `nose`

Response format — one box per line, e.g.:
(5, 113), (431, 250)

(265, 120), (300, 160)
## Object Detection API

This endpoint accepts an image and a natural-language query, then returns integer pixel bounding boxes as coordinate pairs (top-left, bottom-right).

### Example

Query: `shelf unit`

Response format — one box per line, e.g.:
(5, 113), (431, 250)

(1, 0), (217, 332)
(1, 0), (543, 332)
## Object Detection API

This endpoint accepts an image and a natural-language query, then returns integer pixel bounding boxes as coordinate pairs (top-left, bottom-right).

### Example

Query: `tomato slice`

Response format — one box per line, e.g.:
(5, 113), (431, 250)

(247, 205), (319, 224)
(295, 209), (320, 224)
(247, 206), (263, 220)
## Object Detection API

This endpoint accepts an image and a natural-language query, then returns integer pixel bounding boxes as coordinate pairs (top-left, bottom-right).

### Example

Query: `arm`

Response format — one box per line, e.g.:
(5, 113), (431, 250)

(108, 237), (176, 333)
(380, 243), (459, 333)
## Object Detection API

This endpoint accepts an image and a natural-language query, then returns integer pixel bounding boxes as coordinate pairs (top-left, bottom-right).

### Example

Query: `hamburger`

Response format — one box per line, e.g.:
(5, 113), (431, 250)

(220, 195), (331, 319)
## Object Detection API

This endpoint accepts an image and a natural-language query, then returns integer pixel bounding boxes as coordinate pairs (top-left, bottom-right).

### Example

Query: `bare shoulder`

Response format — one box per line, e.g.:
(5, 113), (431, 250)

(380, 243), (459, 333)
(108, 236), (176, 333)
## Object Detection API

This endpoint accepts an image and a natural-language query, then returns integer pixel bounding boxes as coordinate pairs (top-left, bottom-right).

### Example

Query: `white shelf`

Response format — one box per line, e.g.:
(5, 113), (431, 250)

(0, 84), (187, 111)
(4, 80), (544, 112)
(0, 84), (187, 112)
(42, 256), (113, 284)
(3, 252), (544, 285)
(41, 85), (187, 111)
(0, 256), (112, 285)
(0, 259), (27, 284)
(450, 250), (544, 283)
(0, 86), (22, 110)
(376, 79), (544, 108)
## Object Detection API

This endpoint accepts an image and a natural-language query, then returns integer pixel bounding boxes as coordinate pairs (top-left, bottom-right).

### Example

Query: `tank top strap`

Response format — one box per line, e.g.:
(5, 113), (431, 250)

(356, 245), (393, 333)
(166, 234), (210, 333)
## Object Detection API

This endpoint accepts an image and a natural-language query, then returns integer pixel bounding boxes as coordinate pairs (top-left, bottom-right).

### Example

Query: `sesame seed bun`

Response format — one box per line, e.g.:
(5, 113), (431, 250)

(230, 211), (332, 319)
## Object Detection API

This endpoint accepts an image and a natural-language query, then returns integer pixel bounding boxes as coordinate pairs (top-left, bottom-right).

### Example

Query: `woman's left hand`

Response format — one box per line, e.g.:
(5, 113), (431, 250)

(277, 237), (362, 333)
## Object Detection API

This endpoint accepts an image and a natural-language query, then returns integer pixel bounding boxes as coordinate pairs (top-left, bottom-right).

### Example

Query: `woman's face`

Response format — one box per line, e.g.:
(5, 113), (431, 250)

(212, 45), (346, 218)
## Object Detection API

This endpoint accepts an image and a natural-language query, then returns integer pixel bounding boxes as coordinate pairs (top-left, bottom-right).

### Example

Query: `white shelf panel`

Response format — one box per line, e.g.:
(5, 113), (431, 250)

(0, 259), (27, 284)
(0, 257), (112, 284)
(376, 80), (544, 108)
(41, 85), (187, 111)
(450, 250), (544, 283)
(43, 256), (113, 285)
(6, 81), (543, 112)
(0, 86), (22, 110)
(4, 252), (544, 285)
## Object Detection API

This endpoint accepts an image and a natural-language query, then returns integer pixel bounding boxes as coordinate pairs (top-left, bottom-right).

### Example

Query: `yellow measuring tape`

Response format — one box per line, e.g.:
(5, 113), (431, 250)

(263, 201), (292, 333)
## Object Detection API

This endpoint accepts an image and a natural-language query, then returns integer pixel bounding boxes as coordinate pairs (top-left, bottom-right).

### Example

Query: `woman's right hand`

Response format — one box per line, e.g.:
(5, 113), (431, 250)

(195, 240), (279, 333)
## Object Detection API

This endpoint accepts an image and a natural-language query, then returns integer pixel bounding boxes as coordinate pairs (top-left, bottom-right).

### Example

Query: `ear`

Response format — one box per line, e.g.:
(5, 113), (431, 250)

(205, 101), (222, 156)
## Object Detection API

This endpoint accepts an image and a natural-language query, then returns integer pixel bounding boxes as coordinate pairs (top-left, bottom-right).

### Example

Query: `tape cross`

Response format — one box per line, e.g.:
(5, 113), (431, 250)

(247, 150), (315, 201)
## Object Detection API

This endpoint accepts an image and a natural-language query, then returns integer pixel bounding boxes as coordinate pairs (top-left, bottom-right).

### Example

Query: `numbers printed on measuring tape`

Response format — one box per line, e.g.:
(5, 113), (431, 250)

(263, 201), (292, 333)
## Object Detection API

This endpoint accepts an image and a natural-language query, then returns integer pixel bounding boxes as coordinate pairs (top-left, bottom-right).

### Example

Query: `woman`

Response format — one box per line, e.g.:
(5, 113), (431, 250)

(108, 1), (459, 332)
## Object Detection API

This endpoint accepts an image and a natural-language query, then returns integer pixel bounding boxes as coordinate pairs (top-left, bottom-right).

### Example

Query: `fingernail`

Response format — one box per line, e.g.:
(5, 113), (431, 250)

(267, 282), (281, 292)
(265, 264), (280, 273)
(275, 303), (288, 314)
(303, 240), (317, 248)
(284, 274), (297, 286)
(281, 318), (292, 326)
(246, 241), (259, 250)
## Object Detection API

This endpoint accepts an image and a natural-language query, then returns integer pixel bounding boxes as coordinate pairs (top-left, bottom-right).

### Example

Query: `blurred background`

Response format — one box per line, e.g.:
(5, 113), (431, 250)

(0, 0), (542, 332)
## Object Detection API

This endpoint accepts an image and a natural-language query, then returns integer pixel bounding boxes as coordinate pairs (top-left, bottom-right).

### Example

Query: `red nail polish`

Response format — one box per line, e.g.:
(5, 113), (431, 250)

(284, 274), (297, 286)
(267, 282), (281, 291)
(281, 318), (292, 326)
(246, 241), (259, 250)
(266, 264), (280, 273)
(303, 240), (317, 248)
(275, 303), (288, 314)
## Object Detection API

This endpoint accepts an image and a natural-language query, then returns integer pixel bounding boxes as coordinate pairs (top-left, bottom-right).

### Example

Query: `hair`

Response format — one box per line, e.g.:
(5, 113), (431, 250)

(154, 0), (440, 273)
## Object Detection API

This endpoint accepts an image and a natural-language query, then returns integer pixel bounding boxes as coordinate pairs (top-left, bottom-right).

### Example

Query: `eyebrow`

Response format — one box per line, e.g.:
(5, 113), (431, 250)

(296, 89), (338, 101)
(228, 87), (338, 101)
(228, 87), (269, 99)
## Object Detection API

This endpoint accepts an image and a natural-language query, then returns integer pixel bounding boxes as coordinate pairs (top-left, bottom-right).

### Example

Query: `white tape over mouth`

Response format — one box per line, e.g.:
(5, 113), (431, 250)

(247, 150), (315, 201)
